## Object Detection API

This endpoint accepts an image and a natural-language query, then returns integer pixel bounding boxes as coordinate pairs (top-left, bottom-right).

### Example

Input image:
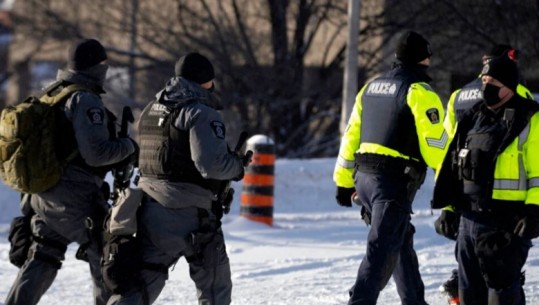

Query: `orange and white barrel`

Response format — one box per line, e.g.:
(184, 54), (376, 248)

(240, 135), (275, 226)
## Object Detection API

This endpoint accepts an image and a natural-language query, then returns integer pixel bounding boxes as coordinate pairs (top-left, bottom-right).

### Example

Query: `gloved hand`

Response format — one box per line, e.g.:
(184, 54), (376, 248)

(435, 210), (460, 240)
(514, 204), (539, 239)
(242, 150), (253, 167)
(111, 138), (139, 192)
(335, 187), (355, 207)
(222, 188), (234, 214)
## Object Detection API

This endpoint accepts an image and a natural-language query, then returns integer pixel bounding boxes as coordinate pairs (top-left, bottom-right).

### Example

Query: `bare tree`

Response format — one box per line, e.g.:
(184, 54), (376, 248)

(6, 0), (539, 157)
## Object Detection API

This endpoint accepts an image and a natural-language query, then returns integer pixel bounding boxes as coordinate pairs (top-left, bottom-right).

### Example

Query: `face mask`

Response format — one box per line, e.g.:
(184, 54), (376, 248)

(80, 63), (109, 87)
(94, 64), (109, 87)
(481, 83), (501, 106)
(207, 82), (215, 93)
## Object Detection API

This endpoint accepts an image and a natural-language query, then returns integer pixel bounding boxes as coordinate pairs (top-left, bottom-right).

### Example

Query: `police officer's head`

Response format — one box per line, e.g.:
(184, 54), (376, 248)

(482, 44), (520, 64)
(175, 52), (215, 90)
(395, 31), (432, 65)
(480, 52), (518, 108)
(67, 38), (108, 71)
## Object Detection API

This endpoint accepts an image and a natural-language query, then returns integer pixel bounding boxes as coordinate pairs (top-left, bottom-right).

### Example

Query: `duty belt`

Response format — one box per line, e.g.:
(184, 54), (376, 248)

(354, 153), (426, 176)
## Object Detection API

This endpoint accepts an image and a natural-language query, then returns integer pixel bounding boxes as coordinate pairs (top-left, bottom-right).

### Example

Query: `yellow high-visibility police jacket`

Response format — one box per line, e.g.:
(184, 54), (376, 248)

(444, 78), (534, 138)
(334, 65), (448, 188)
(432, 95), (539, 210)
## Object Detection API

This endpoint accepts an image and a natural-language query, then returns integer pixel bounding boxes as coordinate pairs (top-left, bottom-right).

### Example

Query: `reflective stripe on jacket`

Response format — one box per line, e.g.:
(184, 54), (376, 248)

(493, 111), (539, 205)
(432, 95), (539, 210)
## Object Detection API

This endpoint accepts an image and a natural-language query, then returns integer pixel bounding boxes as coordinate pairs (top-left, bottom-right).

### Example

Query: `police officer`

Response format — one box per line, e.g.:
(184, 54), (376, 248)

(432, 52), (539, 304)
(438, 44), (535, 304)
(444, 44), (534, 137)
(107, 52), (249, 305)
(4, 39), (137, 305)
(333, 30), (448, 305)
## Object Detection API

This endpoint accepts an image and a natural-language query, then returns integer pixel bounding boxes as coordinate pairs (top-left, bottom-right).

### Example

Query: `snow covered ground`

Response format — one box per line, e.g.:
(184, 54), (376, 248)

(1, 158), (539, 305)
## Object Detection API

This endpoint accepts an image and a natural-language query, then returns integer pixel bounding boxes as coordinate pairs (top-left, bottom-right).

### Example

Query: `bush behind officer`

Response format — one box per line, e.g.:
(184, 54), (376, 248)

(4, 38), (137, 305)
(333, 31), (448, 305)
(432, 52), (539, 304)
(107, 52), (249, 305)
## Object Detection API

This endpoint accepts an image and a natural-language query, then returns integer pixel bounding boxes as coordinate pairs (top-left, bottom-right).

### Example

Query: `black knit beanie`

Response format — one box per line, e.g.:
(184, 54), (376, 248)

(174, 52), (215, 84)
(481, 52), (519, 91)
(488, 44), (513, 57)
(486, 43), (520, 62)
(67, 39), (107, 71)
(395, 31), (432, 64)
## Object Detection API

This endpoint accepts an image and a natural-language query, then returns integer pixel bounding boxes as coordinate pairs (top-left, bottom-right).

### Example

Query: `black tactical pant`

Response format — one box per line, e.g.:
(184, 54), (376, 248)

(4, 179), (109, 305)
(107, 199), (232, 305)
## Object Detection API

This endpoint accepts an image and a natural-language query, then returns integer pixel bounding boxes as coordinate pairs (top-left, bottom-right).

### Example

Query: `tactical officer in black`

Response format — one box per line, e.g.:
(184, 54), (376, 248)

(107, 53), (248, 305)
(5, 39), (137, 305)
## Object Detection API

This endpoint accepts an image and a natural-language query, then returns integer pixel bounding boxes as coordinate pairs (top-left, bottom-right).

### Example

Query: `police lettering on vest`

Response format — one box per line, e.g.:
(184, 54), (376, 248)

(365, 80), (399, 97)
(457, 88), (482, 103)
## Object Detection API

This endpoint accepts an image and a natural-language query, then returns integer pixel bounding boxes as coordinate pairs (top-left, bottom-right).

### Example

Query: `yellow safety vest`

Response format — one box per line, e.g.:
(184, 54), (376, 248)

(334, 81), (448, 188)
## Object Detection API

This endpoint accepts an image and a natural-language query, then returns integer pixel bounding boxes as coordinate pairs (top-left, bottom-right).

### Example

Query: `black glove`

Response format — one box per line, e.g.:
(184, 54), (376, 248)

(242, 150), (253, 167)
(222, 188), (234, 215)
(335, 187), (355, 207)
(435, 210), (460, 240)
(514, 205), (539, 239)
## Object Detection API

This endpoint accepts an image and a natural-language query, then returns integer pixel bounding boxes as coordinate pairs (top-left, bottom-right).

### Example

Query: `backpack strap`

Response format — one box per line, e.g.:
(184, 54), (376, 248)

(40, 83), (93, 106)
(40, 83), (95, 164)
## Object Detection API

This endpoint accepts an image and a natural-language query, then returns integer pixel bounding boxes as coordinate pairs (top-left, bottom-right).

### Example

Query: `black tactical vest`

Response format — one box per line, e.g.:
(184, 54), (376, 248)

(458, 109), (508, 202)
(359, 68), (423, 161)
(138, 98), (220, 192)
(454, 78), (482, 122)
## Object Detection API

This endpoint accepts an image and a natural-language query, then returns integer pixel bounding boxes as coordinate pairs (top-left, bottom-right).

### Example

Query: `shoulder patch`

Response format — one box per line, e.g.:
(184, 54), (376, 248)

(210, 121), (226, 139)
(86, 107), (105, 125)
(426, 108), (440, 124)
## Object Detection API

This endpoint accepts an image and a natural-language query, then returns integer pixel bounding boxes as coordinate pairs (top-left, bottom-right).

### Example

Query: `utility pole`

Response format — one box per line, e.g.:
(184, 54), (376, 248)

(340, 0), (360, 135)
(129, 0), (138, 100)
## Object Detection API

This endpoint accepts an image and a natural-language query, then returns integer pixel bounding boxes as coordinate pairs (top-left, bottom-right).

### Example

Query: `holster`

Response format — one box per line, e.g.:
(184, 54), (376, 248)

(184, 208), (222, 265)
(475, 230), (524, 290)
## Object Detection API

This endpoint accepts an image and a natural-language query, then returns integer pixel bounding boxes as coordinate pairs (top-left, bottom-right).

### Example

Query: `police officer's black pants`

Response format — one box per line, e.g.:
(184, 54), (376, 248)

(4, 214), (108, 305)
(107, 199), (232, 305)
(349, 172), (427, 305)
(457, 211), (531, 305)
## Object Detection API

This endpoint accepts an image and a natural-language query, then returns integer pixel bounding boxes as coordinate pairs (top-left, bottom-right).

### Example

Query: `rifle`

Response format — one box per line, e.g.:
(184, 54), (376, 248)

(218, 131), (252, 214)
(111, 106), (136, 201)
